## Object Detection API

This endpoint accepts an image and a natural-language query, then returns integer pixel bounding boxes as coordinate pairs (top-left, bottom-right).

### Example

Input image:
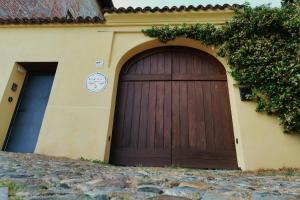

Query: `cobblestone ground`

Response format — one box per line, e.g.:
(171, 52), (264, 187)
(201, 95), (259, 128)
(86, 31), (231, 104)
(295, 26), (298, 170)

(0, 152), (299, 200)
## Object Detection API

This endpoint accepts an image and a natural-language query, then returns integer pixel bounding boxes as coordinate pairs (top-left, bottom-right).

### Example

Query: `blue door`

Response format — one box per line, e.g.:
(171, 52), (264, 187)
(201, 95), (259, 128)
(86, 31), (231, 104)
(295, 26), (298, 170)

(3, 73), (54, 153)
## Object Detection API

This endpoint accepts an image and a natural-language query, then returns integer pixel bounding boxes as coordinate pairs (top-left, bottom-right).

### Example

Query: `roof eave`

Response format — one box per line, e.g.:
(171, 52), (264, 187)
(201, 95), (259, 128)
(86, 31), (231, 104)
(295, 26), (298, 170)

(103, 4), (242, 14)
(0, 16), (104, 25)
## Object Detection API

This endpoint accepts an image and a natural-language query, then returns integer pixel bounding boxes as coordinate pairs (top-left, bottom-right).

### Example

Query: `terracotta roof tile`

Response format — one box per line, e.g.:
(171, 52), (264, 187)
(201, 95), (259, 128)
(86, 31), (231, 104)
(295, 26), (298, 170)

(0, 4), (242, 25)
(104, 4), (242, 14)
(0, 16), (103, 24)
(0, 0), (104, 18)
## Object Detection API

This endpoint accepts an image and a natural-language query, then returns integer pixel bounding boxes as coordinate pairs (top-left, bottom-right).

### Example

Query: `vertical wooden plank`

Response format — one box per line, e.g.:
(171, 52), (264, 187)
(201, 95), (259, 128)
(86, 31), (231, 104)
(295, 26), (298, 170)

(164, 81), (172, 149)
(135, 60), (144, 74)
(155, 81), (165, 149)
(142, 56), (151, 75)
(179, 52), (187, 74)
(157, 53), (165, 74)
(163, 53), (172, 150)
(189, 81), (206, 150)
(179, 81), (189, 148)
(186, 53), (194, 74)
(203, 81), (215, 153)
(147, 81), (157, 150)
(138, 81), (150, 150)
(201, 54), (210, 75)
(191, 55), (197, 74)
(121, 81), (135, 147)
(195, 54), (205, 74)
(172, 81), (180, 148)
(150, 54), (158, 74)
(130, 82), (142, 149)
(211, 81), (226, 151)
(187, 81), (196, 148)
(172, 51), (180, 74)
(164, 52), (172, 75)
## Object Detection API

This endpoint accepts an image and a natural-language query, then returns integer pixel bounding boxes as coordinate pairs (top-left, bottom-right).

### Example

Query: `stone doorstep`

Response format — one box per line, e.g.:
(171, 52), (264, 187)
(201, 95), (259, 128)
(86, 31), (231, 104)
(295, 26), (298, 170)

(0, 187), (8, 200)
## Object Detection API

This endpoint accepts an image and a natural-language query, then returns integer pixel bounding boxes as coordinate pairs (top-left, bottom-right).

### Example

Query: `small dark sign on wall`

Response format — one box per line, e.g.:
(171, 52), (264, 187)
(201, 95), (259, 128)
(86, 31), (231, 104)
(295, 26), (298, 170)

(239, 87), (252, 101)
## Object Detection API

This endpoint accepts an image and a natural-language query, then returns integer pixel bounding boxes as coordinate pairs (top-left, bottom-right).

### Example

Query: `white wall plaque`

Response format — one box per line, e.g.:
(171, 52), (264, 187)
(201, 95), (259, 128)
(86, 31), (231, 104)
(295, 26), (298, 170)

(95, 60), (104, 68)
(86, 72), (108, 93)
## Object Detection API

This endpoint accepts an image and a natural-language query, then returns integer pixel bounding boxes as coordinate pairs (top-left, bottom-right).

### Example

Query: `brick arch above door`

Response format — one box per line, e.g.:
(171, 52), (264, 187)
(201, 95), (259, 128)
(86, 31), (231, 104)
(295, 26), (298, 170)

(110, 46), (238, 169)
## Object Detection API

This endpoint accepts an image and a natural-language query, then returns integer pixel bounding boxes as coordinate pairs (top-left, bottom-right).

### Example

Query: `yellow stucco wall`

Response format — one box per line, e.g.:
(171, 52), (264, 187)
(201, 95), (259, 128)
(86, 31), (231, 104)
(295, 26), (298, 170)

(0, 9), (299, 170)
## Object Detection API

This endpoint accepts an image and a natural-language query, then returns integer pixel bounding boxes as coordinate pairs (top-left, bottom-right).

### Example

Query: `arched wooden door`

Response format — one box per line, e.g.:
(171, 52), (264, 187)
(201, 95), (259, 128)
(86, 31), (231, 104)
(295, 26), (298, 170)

(110, 46), (238, 169)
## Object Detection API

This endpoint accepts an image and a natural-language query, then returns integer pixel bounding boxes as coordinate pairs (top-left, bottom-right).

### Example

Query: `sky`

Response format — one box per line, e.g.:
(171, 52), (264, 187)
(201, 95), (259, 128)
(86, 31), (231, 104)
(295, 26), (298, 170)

(113, 0), (281, 8)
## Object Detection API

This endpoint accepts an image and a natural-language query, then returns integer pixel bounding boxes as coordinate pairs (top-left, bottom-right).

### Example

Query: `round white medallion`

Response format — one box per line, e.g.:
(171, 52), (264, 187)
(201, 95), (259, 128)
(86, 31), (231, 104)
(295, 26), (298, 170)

(86, 72), (108, 93)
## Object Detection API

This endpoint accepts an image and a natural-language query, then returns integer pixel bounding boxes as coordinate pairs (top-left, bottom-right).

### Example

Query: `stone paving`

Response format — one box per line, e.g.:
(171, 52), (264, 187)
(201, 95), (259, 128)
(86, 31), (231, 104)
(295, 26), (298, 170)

(0, 152), (300, 200)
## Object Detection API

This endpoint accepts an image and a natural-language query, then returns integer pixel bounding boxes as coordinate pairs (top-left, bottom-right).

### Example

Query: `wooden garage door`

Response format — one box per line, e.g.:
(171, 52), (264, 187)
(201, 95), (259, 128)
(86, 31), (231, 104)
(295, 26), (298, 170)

(110, 47), (238, 169)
